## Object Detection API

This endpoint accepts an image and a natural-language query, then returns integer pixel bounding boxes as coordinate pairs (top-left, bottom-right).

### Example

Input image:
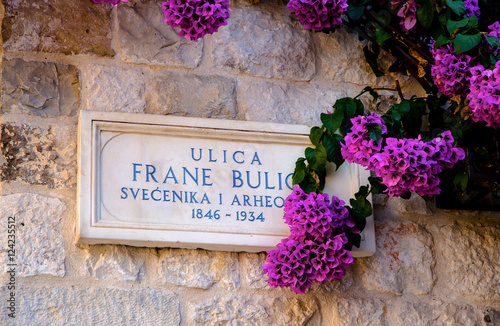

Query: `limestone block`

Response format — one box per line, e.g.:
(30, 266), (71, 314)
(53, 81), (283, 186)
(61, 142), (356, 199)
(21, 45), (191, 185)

(83, 64), (146, 113)
(385, 193), (431, 215)
(211, 3), (315, 81)
(0, 286), (180, 325)
(239, 81), (346, 125)
(146, 72), (238, 119)
(0, 123), (77, 189)
(239, 252), (268, 289)
(0, 194), (65, 277)
(190, 295), (317, 326)
(117, 0), (203, 68)
(386, 301), (481, 326)
(82, 245), (147, 282)
(439, 221), (500, 301)
(336, 298), (385, 326)
(2, 0), (113, 55)
(2, 59), (80, 117)
(356, 220), (435, 295)
(157, 248), (240, 289)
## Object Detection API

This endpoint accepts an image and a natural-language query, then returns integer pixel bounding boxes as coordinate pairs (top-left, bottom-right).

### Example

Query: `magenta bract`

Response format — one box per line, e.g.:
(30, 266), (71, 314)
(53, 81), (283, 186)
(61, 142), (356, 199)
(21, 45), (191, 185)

(286, 0), (348, 31)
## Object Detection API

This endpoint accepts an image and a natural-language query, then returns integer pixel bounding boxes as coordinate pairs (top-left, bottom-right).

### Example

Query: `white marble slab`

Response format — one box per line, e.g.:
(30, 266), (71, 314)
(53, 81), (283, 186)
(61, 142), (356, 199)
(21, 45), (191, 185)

(77, 110), (375, 255)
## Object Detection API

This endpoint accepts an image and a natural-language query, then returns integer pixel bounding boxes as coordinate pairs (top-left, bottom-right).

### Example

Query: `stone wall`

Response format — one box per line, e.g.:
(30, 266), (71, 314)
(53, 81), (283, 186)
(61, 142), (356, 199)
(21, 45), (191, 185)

(0, 0), (499, 325)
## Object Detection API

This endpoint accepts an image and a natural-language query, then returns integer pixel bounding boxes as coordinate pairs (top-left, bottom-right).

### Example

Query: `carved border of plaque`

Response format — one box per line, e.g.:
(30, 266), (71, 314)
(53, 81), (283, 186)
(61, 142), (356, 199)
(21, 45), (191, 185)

(77, 110), (375, 255)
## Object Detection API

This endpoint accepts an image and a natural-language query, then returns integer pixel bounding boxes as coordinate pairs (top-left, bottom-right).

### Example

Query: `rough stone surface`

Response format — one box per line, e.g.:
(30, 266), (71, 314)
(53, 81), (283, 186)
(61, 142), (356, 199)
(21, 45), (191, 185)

(211, 2), (315, 81)
(336, 298), (385, 326)
(146, 72), (238, 119)
(239, 81), (346, 125)
(82, 245), (147, 282)
(0, 286), (180, 325)
(385, 193), (432, 215)
(386, 301), (481, 326)
(439, 221), (500, 301)
(2, 0), (113, 55)
(356, 220), (435, 296)
(0, 194), (65, 277)
(239, 252), (268, 289)
(117, 0), (203, 68)
(158, 248), (240, 289)
(0, 123), (77, 188)
(190, 295), (318, 326)
(83, 65), (146, 113)
(2, 59), (80, 117)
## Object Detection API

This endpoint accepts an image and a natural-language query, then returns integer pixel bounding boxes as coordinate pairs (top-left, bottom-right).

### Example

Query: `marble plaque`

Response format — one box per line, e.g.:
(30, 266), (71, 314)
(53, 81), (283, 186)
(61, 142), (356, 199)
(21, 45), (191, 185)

(77, 110), (375, 255)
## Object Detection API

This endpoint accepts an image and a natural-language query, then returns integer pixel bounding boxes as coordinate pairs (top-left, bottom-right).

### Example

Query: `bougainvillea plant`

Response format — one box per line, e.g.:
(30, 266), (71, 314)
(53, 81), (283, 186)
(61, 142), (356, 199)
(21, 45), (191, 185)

(93, 0), (500, 293)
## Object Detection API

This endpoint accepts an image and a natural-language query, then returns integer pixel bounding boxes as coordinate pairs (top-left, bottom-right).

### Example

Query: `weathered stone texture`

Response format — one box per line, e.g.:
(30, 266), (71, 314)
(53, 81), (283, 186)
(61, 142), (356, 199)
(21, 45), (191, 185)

(2, 59), (80, 117)
(82, 245), (147, 282)
(0, 286), (180, 325)
(336, 298), (385, 326)
(117, 0), (203, 68)
(0, 194), (65, 277)
(147, 72), (238, 119)
(2, 0), (113, 55)
(239, 81), (345, 125)
(240, 252), (268, 289)
(0, 123), (77, 188)
(158, 248), (240, 289)
(439, 221), (500, 301)
(83, 65), (146, 113)
(211, 3), (315, 81)
(356, 220), (435, 295)
(190, 295), (317, 326)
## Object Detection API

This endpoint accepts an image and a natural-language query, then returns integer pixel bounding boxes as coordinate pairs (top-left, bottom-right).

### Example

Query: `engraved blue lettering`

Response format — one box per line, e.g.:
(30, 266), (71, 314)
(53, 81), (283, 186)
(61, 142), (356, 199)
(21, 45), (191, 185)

(190, 192), (198, 203)
(223, 150), (227, 163)
(120, 187), (128, 199)
(231, 195), (241, 206)
(265, 196), (272, 207)
(151, 187), (161, 201)
(183, 167), (199, 185)
(201, 193), (211, 204)
(278, 172), (283, 190)
(209, 149), (217, 162)
(163, 190), (170, 202)
(142, 188), (149, 200)
(285, 172), (294, 190)
(130, 188), (140, 200)
(274, 196), (284, 208)
(232, 170), (243, 188)
(251, 152), (262, 165)
(202, 168), (213, 186)
(254, 195), (263, 207)
(163, 167), (179, 184)
(243, 195), (251, 206)
(247, 171), (261, 189)
(132, 163), (142, 181)
(173, 190), (182, 203)
(233, 151), (244, 164)
(264, 172), (275, 189)
(146, 164), (159, 183)
(191, 148), (202, 161)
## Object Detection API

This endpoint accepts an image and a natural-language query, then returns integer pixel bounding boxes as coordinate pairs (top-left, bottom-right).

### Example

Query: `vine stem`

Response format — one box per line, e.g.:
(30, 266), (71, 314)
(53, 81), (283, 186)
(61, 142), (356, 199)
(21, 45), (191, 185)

(395, 80), (404, 101)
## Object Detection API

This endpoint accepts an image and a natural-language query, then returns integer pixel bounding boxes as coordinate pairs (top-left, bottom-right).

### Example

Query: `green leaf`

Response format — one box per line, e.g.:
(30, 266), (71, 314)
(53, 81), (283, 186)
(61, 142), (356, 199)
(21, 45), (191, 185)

(417, 0), (434, 29)
(323, 133), (345, 170)
(446, 0), (466, 16)
(453, 172), (468, 192)
(347, 5), (365, 20)
(363, 46), (385, 77)
(367, 123), (383, 141)
(335, 97), (358, 118)
(292, 158), (306, 185)
(485, 35), (500, 49)
(446, 18), (469, 35)
(309, 126), (323, 146)
(312, 144), (328, 173)
(299, 173), (319, 194)
(393, 101), (411, 114)
(453, 33), (482, 53)
(305, 147), (316, 166)
(321, 109), (344, 133)
(375, 24), (392, 45)
(362, 86), (379, 100)
(368, 176), (387, 194)
(434, 35), (452, 47)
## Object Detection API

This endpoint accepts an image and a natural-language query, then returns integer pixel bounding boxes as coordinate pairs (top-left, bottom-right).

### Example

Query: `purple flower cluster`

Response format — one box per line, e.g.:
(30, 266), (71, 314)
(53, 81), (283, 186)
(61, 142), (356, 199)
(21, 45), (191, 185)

(342, 116), (466, 197)
(262, 186), (355, 294)
(162, 0), (231, 42)
(371, 132), (465, 196)
(397, 0), (419, 31)
(430, 42), (473, 97)
(92, 0), (127, 6)
(286, 0), (348, 31)
(467, 60), (500, 128)
(464, 0), (480, 17)
(341, 113), (387, 170)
